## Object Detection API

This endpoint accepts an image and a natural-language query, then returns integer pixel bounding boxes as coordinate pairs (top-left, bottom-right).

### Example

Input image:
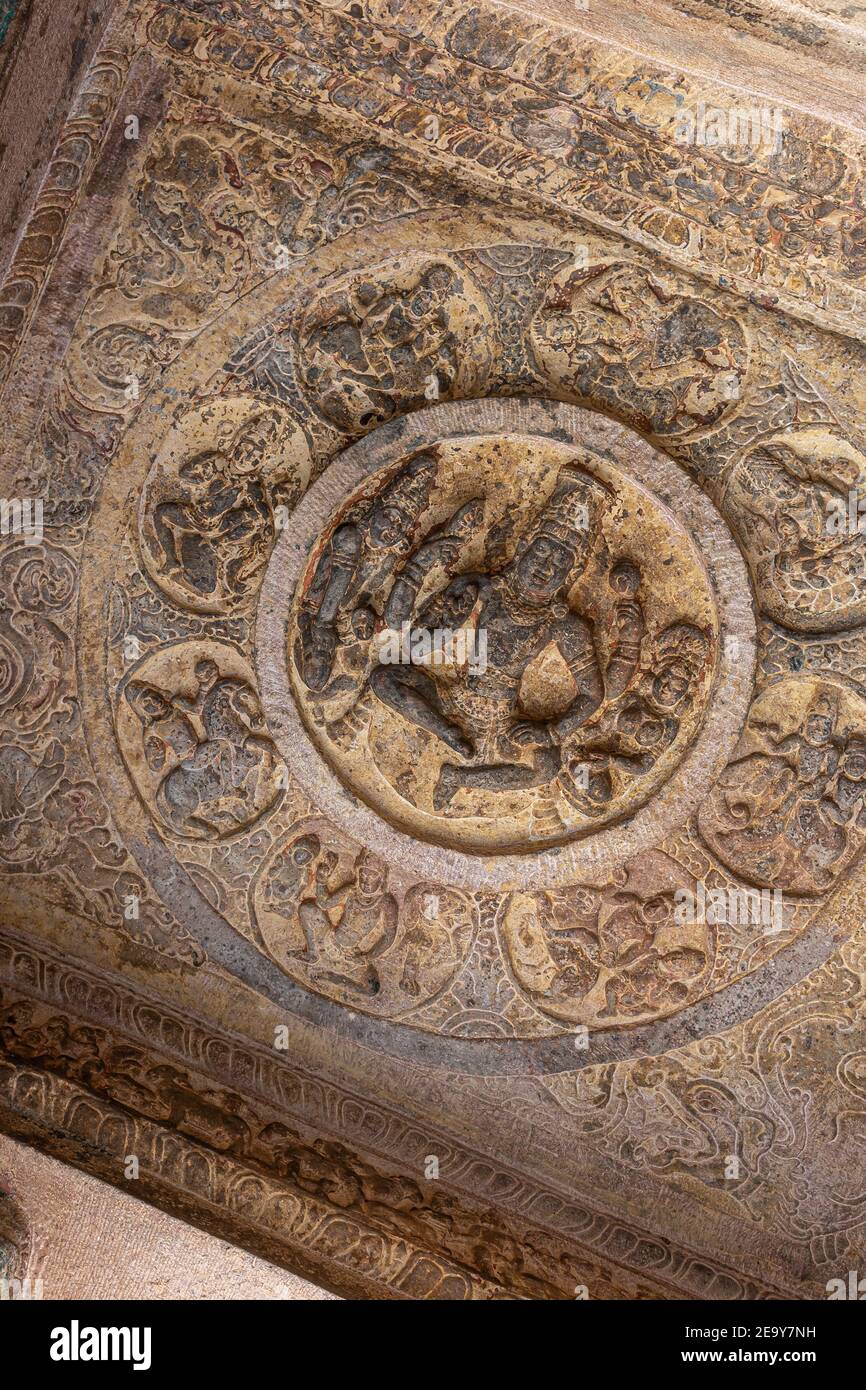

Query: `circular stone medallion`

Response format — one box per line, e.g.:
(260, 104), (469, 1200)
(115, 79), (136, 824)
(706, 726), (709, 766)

(288, 435), (716, 853)
(258, 401), (755, 891)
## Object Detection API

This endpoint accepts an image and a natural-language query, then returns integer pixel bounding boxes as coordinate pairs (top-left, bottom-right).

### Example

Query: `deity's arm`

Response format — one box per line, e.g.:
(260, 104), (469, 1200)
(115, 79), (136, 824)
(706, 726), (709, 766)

(309, 524), (360, 623)
(320, 880), (353, 912)
(384, 500), (483, 626)
(605, 597), (645, 698)
(552, 616), (605, 738)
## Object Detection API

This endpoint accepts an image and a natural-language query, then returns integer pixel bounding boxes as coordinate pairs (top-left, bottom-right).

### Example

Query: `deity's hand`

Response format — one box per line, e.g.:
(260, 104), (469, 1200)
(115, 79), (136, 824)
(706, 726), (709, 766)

(303, 622), (338, 691)
(384, 576), (415, 627)
(511, 720), (556, 749)
(614, 605), (644, 643)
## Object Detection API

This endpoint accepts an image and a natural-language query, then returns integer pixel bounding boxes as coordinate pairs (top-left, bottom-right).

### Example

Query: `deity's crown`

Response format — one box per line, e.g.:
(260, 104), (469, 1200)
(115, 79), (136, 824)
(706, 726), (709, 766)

(655, 622), (708, 678)
(377, 452), (437, 523)
(808, 690), (838, 722)
(529, 464), (610, 548)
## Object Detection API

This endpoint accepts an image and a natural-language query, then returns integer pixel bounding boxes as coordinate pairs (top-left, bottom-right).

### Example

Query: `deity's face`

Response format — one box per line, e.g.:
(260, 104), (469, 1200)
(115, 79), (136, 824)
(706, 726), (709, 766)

(368, 504), (406, 549)
(651, 665), (690, 710)
(194, 658), (220, 688)
(128, 684), (171, 721)
(513, 533), (575, 605)
(841, 746), (866, 780)
(806, 713), (833, 744)
(357, 855), (386, 892)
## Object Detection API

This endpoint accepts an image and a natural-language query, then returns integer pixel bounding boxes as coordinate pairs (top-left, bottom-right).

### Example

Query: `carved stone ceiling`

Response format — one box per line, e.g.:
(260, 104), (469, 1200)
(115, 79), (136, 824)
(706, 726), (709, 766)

(1, 0), (866, 1299)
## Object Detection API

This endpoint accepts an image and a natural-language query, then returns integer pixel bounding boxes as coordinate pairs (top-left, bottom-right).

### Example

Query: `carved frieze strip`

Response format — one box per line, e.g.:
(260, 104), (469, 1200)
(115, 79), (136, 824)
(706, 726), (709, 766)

(143, 0), (866, 337)
(0, 1061), (508, 1299)
(0, 921), (807, 1298)
(0, 37), (135, 397)
(0, 49), (172, 476)
(0, 1016), (780, 1299)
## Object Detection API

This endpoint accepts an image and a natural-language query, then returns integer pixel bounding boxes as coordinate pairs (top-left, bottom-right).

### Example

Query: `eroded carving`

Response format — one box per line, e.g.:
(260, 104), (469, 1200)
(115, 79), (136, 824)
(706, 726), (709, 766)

(294, 253), (497, 430)
(116, 641), (284, 840)
(139, 395), (311, 613)
(698, 676), (866, 896)
(529, 262), (748, 439)
(501, 850), (711, 1026)
(721, 429), (866, 632)
(288, 432), (716, 854)
(252, 819), (475, 1013)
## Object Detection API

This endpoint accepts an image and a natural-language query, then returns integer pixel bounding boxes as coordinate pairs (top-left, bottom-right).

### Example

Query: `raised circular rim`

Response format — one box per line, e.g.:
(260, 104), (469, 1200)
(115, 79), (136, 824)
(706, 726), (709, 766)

(256, 398), (757, 890)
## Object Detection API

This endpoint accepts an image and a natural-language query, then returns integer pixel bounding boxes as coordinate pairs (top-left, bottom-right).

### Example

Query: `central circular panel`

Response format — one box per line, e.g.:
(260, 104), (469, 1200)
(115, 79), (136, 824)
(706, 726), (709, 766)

(287, 434), (716, 854)
(258, 400), (754, 891)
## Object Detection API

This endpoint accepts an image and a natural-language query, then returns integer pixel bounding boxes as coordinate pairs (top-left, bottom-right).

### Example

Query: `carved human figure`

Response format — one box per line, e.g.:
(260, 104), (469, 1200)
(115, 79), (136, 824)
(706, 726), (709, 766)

(296, 452), (438, 692)
(125, 683), (198, 772)
(261, 832), (324, 958)
(544, 620), (708, 830)
(530, 263), (748, 436)
(288, 431), (718, 855)
(723, 437), (866, 629)
(697, 684), (866, 893)
(371, 465), (608, 809)
(150, 413), (281, 605)
(310, 849), (399, 996)
(501, 851), (709, 1023)
(296, 257), (493, 430)
(396, 888), (472, 1000)
(261, 833), (397, 995)
(125, 658), (281, 838)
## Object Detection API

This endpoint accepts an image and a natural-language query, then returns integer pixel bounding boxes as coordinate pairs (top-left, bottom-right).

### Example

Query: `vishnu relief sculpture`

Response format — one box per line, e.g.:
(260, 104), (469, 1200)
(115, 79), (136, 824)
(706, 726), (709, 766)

(8, 0), (866, 1304)
(287, 433), (716, 855)
(82, 234), (866, 1044)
